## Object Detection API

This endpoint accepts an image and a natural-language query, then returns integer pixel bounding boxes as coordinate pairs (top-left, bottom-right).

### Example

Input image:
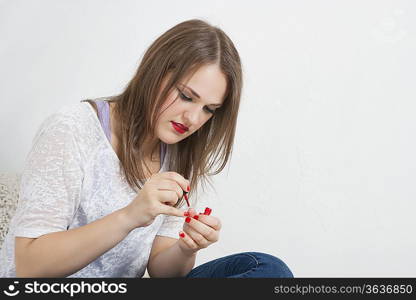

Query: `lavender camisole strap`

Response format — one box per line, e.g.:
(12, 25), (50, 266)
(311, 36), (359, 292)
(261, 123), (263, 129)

(85, 99), (166, 165)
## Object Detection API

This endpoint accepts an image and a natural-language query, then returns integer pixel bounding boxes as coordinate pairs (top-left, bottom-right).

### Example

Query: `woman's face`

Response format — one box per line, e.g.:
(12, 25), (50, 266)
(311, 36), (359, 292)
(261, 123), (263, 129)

(156, 64), (227, 144)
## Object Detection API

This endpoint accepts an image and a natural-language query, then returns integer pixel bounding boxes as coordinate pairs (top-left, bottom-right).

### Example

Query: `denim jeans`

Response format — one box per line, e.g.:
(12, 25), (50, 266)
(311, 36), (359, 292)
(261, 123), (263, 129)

(185, 252), (294, 278)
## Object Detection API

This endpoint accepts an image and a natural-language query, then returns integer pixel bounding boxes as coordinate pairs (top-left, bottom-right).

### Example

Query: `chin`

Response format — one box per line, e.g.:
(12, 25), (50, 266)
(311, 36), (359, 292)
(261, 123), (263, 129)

(159, 134), (183, 145)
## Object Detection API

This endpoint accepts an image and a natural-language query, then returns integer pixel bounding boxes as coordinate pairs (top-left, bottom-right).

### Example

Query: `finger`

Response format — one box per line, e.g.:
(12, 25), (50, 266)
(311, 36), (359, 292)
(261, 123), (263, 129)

(161, 171), (190, 195)
(157, 190), (179, 206)
(202, 207), (212, 216)
(184, 207), (197, 217)
(157, 179), (183, 199)
(184, 216), (218, 242)
(178, 231), (199, 250)
(183, 226), (209, 248)
(194, 214), (222, 231)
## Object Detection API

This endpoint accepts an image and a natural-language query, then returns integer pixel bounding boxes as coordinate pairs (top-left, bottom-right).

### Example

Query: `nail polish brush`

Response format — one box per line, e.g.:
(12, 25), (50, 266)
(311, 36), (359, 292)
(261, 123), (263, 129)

(180, 191), (190, 207)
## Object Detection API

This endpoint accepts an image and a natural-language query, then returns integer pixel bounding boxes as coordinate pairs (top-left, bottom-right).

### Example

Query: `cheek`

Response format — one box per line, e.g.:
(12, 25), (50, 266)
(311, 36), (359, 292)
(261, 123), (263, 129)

(196, 116), (212, 129)
(159, 92), (179, 113)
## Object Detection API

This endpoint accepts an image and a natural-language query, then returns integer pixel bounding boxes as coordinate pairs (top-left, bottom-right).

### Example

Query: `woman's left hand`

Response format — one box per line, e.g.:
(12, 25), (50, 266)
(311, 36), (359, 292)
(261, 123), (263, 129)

(178, 207), (221, 255)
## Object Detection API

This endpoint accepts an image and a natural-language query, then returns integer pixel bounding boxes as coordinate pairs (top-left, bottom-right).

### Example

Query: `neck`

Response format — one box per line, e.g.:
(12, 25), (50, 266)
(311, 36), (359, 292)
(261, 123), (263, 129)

(143, 137), (161, 162)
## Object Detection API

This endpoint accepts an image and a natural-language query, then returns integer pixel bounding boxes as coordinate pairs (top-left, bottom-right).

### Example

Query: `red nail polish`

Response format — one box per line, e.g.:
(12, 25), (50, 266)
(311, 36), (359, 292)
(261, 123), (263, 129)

(184, 193), (188, 201)
(204, 207), (212, 215)
(187, 186), (190, 192)
(185, 217), (191, 223)
(184, 211), (190, 216)
(179, 232), (185, 238)
(193, 215), (199, 220)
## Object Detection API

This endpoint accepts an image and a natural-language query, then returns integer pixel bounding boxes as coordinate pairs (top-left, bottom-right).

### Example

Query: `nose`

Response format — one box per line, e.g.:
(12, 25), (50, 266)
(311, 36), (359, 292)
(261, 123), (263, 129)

(183, 106), (202, 127)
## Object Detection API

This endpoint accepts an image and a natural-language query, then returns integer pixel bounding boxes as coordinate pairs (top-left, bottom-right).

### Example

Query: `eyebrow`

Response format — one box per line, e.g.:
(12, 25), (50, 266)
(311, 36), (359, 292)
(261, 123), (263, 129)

(180, 83), (223, 107)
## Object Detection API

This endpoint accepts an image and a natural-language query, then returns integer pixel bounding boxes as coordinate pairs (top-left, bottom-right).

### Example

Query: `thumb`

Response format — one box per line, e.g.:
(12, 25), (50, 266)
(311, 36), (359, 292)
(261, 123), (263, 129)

(160, 204), (187, 218)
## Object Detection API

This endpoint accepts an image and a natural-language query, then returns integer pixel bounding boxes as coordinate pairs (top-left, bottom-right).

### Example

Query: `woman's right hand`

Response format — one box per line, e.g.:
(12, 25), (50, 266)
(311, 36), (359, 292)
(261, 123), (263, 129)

(121, 171), (190, 230)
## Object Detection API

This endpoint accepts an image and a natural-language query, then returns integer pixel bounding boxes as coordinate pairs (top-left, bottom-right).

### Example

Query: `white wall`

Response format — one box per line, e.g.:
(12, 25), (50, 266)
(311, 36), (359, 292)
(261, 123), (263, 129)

(1, 0), (415, 276)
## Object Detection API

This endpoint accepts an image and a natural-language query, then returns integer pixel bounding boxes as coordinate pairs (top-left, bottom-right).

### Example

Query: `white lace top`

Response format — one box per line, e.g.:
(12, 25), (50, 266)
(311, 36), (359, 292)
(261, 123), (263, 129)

(0, 101), (187, 277)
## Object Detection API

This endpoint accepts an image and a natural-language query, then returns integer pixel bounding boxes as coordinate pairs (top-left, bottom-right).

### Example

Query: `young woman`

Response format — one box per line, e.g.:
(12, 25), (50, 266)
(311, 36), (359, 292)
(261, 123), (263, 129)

(0, 19), (294, 278)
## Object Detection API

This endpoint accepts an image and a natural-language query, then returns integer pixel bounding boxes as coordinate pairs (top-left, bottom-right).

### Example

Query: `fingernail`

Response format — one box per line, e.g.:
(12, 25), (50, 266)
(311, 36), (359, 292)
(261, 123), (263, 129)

(204, 207), (212, 215)
(184, 193), (188, 201)
(187, 185), (190, 192)
(185, 216), (191, 223)
(179, 232), (185, 238)
(184, 211), (190, 216)
(193, 215), (199, 220)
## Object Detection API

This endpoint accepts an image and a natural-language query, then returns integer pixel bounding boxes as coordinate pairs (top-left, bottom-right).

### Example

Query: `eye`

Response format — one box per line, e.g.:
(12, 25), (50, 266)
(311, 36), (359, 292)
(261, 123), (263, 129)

(205, 107), (215, 114)
(176, 87), (216, 114)
(178, 89), (192, 102)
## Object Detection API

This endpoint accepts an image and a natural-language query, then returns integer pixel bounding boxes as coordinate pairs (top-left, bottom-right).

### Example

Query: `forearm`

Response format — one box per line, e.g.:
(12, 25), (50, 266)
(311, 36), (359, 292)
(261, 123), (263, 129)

(15, 208), (133, 277)
(147, 242), (196, 278)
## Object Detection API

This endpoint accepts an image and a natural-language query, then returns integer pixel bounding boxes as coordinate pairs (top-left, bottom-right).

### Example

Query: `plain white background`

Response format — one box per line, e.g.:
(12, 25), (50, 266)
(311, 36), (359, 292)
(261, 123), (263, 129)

(1, 0), (415, 277)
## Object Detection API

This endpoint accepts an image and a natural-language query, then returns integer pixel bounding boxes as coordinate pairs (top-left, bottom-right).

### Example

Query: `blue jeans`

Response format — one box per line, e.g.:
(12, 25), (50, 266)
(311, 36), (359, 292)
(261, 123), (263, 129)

(185, 252), (294, 278)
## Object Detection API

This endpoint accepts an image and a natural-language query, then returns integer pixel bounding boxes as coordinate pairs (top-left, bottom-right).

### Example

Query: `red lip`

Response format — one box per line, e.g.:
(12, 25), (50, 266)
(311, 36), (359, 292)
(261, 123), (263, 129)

(171, 122), (188, 134)
(171, 121), (189, 131)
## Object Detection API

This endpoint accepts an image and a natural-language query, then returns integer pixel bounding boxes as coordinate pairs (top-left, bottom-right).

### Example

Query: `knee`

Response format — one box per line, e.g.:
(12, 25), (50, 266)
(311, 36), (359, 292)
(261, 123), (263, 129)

(245, 252), (294, 278)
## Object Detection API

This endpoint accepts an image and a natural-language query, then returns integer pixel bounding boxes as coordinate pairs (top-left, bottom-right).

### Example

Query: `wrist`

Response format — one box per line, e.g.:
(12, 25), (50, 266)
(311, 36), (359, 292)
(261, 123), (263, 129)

(116, 206), (136, 233)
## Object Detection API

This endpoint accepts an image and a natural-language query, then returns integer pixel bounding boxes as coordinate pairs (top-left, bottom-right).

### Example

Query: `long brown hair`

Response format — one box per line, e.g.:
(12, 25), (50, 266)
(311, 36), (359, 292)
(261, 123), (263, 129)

(107, 19), (242, 208)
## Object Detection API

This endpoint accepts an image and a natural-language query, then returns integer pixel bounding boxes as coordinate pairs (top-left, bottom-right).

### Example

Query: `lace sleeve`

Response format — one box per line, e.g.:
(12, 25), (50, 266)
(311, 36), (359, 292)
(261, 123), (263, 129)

(155, 201), (187, 239)
(13, 113), (84, 238)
